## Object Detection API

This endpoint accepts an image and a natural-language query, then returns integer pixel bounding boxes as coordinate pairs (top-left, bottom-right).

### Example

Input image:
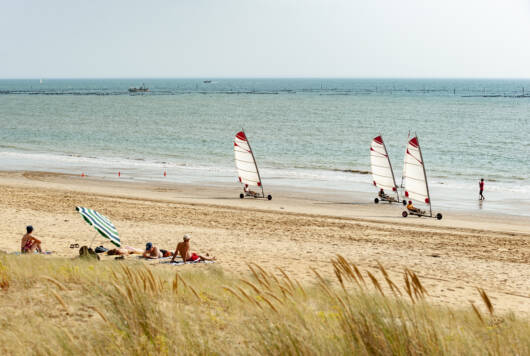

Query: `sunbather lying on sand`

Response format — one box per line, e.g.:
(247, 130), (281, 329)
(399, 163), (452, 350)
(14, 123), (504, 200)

(143, 242), (162, 259)
(141, 243), (173, 259)
(107, 246), (143, 256)
(170, 234), (216, 263)
(21, 225), (42, 254)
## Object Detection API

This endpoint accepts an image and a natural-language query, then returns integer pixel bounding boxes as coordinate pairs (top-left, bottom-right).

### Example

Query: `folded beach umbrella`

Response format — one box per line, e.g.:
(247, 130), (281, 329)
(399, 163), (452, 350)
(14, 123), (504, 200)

(75, 206), (120, 247)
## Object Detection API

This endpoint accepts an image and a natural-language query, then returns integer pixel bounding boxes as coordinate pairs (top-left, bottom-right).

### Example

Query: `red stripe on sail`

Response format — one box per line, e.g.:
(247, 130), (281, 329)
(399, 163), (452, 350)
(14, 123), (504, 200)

(373, 180), (377, 186)
(257, 182), (261, 186)
(392, 187), (397, 191)
(238, 177), (242, 182)
(409, 137), (419, 148)
(236, 131), (247, 141)
(425, 197), (430, 204)
(405, 191), (409, 197)
(373, 136), (383, 145)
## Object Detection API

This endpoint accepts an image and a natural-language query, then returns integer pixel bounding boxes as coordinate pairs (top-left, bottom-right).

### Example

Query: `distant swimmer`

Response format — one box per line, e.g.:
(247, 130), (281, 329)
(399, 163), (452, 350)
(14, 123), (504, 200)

(479, 178), (485, 200)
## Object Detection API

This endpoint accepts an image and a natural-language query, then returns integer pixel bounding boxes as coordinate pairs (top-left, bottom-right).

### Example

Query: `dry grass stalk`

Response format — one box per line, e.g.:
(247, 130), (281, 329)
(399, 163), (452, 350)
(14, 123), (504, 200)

(240, 279), (261, 295)
(366, 271), (385, 296)
(377, 263), (402, 297)
(277, 267), (296, 292)
(42, 276), (67, 291)
(236, 286), (262, 309)
(259, 294), (279, 313)
(470, 303), (485, 324)
(50, 289), (68, 310)
(477, 288), (494, 315)
(88, 306), (109, 323)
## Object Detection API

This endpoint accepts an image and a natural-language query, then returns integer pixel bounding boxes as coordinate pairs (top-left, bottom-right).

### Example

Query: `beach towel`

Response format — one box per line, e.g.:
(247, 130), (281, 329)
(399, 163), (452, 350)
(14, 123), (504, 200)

(161, 260), (215, 266)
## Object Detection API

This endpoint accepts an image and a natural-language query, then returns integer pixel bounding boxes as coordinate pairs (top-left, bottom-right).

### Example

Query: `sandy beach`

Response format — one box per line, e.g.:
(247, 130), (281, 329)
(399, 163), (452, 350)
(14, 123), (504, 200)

(0, 170), (528, 315)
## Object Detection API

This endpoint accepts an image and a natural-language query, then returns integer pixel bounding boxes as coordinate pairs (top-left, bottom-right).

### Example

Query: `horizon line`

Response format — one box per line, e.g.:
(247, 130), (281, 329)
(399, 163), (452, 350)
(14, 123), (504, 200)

(1, 76), (530, 81)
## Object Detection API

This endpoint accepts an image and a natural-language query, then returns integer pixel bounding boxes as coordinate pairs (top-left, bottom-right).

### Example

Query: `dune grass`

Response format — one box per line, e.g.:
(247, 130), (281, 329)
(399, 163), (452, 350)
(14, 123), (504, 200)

(0, 253), (527, 356)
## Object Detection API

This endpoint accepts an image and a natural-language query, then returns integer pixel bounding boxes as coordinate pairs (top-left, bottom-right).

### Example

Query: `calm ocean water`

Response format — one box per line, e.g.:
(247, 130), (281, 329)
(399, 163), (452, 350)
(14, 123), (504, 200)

(1, 79), (529, 215)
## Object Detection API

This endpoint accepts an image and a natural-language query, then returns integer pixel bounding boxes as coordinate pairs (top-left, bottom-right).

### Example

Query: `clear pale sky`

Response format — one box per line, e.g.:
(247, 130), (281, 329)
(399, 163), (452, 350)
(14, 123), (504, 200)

(1, 0), (529, 78)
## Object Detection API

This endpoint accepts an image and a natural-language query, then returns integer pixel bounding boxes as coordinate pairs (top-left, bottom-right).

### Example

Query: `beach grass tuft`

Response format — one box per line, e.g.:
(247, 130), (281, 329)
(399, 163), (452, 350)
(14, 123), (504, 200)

(0, 253), (527, 355)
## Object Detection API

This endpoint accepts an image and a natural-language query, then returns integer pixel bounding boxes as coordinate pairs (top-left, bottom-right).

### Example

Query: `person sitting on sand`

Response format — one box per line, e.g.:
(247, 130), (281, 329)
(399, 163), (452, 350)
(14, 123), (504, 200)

(143, 242), (163, 259)
(406, 200), (422, 214)
(170, 234), (216, 263)
(21, 225), (42, 254)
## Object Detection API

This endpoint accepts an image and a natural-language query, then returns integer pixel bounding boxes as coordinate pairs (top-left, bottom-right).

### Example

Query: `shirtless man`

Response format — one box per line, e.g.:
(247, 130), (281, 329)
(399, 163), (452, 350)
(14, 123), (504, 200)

(21, 225), (42, 253)
(171, 234), (215, 263)
(142, 242), (162, 259)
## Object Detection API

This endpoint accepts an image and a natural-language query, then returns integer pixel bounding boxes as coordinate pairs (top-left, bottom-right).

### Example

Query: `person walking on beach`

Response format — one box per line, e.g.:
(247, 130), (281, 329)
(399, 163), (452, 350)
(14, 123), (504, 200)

(479, 178), (485, 200)
(21, 225), (42, 253)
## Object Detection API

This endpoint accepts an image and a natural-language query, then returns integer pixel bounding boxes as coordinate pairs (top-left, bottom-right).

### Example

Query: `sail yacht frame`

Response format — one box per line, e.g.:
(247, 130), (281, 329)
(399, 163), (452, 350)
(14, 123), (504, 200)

(234, 129), (272, 200)
(370, 135), (406, 205)
(401, 134), (442, 220)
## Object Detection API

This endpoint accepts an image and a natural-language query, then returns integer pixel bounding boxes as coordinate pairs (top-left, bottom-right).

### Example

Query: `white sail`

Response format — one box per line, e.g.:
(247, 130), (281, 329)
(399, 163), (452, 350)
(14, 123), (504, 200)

(234, 130), (262, 188)
(370, 135), (398, 194)
(403, 136), (430, 205)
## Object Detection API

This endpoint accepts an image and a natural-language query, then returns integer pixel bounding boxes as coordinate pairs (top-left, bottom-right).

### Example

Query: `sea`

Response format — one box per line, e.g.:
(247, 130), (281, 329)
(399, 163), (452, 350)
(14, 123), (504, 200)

(1, 78), (529, 215)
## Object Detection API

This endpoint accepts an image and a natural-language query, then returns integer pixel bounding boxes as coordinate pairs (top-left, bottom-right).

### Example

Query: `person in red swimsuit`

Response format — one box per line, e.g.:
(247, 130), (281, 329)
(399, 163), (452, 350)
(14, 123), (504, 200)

(20, 225), (42, 254)
(479, 178), (485, 200)
(170, 234), (216, 263)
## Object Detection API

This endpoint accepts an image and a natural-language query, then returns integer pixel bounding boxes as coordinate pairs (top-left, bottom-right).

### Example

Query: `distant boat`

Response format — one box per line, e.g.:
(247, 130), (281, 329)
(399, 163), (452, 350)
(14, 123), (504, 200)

(128, 83), (149, 93)
(203, 80), (212, 83)
(39, 79), (43, 84)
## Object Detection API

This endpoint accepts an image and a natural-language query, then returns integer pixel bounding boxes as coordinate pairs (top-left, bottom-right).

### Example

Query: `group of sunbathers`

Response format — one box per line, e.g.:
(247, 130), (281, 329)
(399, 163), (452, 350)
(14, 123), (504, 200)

(20, 225), (215, 262)
(139, 235), (215, 262)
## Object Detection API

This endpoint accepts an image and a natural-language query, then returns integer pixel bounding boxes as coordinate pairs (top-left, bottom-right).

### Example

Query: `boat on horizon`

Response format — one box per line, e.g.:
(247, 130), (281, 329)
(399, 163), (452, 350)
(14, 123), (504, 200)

(128, 83), (149, 93)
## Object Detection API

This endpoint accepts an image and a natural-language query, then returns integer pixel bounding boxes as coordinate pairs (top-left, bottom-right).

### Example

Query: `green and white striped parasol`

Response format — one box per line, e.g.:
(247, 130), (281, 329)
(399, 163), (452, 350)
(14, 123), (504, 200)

(76, 206), (120, 247)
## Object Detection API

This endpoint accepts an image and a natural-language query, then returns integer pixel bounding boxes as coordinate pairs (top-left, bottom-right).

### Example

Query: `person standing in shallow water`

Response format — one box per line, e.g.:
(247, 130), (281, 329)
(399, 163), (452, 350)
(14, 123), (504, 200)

(479, 178), (485, 200)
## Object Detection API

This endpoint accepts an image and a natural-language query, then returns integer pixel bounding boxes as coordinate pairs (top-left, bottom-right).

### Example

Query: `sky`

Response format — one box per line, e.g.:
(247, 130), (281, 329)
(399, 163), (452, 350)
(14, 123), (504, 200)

(1, 0), (529, 78)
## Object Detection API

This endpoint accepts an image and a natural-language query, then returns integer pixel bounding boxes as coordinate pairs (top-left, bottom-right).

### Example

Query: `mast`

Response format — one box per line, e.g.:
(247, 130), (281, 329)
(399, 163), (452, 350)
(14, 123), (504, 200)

(416, 133), (432, 217)
(381, 135), (400, 202)
(242, 128), (265, 198)
(400, 130), (410, 189)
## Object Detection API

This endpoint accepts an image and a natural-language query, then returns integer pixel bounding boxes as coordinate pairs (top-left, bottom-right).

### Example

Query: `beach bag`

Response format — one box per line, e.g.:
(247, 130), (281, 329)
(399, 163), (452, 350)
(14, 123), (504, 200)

(79, 246), (100, 261)
(95, 246), (108, 254)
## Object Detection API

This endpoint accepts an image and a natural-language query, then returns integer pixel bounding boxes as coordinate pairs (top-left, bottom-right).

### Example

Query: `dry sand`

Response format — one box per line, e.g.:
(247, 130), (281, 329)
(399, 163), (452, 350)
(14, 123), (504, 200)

(0, 170), (528, 314)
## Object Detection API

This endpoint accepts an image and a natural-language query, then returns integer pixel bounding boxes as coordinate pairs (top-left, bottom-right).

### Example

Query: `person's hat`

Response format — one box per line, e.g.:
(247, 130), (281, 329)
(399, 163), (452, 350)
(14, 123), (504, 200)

(408, 200), (412, 204)
(145, 242), (153, 250)
(183, 234), (191, 241)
